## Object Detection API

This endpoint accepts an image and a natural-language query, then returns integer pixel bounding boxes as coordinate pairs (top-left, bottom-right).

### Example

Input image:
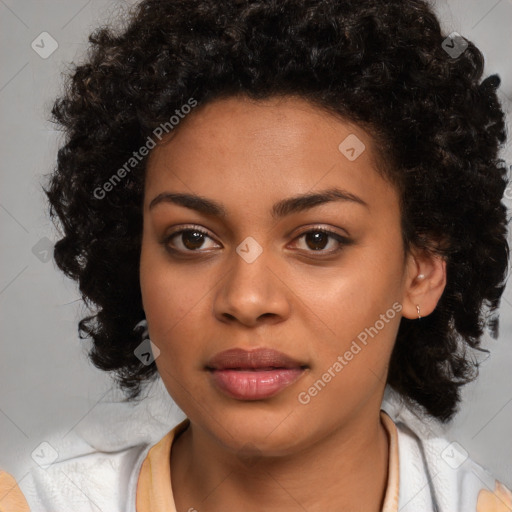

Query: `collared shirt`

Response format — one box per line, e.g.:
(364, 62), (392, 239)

(1, 398), (511, 512)
(135, 411), (400, 512)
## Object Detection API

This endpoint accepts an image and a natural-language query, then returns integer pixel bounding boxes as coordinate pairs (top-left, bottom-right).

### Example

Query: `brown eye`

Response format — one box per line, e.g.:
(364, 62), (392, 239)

(164, 228), (218, 252)
(293, 228), (350, 255)
(304, 231), (330, 250)
(180, 230), (207, 250)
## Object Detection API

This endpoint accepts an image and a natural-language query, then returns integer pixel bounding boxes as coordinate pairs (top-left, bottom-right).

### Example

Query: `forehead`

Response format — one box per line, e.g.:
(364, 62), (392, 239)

(144, 95), (397, 216)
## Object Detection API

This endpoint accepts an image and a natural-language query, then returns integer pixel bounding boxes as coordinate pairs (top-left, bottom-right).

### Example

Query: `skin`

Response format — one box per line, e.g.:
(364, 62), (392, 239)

(139, 95), (446, 512)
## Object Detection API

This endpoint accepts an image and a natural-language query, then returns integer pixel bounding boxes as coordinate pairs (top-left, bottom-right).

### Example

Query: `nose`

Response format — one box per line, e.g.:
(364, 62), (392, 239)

(212, 244), (291, 327)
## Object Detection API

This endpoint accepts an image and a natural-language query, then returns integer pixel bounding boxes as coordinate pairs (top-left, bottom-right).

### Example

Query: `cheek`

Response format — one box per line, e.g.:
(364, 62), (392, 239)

(139, 244), (205, 358)
(299, 275), (401, 417)
(301, 242), (404, 379)
(140, 257), (209, 404)
(307, 254), (403, 336)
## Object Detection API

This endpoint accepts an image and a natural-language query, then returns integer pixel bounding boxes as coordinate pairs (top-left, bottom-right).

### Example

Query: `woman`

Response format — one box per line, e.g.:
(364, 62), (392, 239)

(1, 0), (511, 510)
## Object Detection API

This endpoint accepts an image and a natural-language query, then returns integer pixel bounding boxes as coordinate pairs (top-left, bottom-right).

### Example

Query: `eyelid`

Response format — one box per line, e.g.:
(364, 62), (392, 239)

(165, 224), (215, 238)
(164, 224), (220, 247)
(288, 225), (351, 255)
(292, 224), (351, 240)
(163, 223), (351, 255)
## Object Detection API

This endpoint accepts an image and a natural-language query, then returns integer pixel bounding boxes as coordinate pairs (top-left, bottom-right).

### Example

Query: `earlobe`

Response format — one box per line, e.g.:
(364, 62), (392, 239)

(402, 252), (447, 320)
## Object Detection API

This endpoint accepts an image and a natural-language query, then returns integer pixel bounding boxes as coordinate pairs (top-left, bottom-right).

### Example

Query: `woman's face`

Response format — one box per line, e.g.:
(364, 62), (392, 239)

(140, 95), (417, 456)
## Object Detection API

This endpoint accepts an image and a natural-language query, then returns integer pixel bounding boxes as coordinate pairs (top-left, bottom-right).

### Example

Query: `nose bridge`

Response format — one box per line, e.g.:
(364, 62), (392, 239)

(213, 235), (289, 324)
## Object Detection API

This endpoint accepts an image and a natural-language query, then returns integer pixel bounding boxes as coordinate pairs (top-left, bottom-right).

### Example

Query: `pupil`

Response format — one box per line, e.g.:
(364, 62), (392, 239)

(183, 231), (204, 250)
(306, 232), (328, 250)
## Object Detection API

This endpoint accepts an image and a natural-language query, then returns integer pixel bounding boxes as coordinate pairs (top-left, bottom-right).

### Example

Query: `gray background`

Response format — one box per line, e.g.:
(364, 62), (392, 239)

(1, 0), (511, 490)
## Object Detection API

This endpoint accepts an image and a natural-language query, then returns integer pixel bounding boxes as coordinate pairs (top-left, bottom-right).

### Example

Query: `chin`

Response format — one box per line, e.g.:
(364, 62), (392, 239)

(204, 403), (312, 456)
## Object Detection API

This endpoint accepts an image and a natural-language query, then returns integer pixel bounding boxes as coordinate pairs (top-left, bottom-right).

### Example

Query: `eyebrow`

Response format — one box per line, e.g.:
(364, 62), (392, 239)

(148, 186), (369, 219)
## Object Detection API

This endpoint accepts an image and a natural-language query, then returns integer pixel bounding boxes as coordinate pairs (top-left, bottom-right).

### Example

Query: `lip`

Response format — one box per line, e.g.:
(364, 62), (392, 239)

(206, 348), (308, 400)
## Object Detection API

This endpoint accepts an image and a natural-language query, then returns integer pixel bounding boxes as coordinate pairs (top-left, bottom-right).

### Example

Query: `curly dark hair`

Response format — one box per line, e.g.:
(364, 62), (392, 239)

(45, 0), (509, 422)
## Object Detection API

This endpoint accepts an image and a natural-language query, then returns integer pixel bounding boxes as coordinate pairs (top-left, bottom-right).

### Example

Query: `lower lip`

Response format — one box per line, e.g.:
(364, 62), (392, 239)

(209, 368), (305, 400)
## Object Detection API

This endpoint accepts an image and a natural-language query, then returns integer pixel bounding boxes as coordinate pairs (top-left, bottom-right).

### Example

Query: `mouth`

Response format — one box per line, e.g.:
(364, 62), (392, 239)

(206, 348), (308, 400)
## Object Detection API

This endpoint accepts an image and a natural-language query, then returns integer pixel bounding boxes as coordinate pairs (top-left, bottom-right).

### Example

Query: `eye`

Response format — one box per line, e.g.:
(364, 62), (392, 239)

(164, 226), (219, 253)
(162, 225), (351, 256)
(291, 227), (350, 255)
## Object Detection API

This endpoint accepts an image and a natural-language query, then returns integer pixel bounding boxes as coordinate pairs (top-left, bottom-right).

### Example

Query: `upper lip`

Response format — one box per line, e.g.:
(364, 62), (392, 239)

(206, 348), (307, 370)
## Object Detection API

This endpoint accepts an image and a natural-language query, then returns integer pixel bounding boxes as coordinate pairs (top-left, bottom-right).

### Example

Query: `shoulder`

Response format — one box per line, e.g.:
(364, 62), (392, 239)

(395, 417), (512, 512)
(1, 441), (152, 512)
(0, 470), (30, 512)
(381, 387), (512, 512)
(476, 481), (512, 511)
(0, 384), (186, 512)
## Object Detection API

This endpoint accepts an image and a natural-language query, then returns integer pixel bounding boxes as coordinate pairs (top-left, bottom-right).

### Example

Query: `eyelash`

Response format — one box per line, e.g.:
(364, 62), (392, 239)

(162, 224), (351, 257)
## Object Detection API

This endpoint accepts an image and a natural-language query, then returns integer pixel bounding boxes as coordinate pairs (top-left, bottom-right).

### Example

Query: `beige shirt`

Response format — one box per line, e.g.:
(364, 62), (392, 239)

(135, 410), (400, 512)
(2, 409), (511, 511)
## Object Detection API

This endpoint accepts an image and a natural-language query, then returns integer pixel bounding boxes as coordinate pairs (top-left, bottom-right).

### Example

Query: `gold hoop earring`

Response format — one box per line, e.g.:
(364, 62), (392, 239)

(416, 305), (421, 319)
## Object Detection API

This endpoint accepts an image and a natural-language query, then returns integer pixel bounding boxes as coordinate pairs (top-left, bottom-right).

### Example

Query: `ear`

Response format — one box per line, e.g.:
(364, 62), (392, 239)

(401, 248), (447, 320)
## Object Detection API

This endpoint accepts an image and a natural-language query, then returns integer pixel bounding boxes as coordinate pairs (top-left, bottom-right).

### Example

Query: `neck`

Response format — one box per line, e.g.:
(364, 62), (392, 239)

(170, 409), (390, 512)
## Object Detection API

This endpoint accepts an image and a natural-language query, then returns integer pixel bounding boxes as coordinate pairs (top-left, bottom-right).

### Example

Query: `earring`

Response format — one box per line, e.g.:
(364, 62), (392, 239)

(417, 274), (425, 279)
(416, 305), (421, 319)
